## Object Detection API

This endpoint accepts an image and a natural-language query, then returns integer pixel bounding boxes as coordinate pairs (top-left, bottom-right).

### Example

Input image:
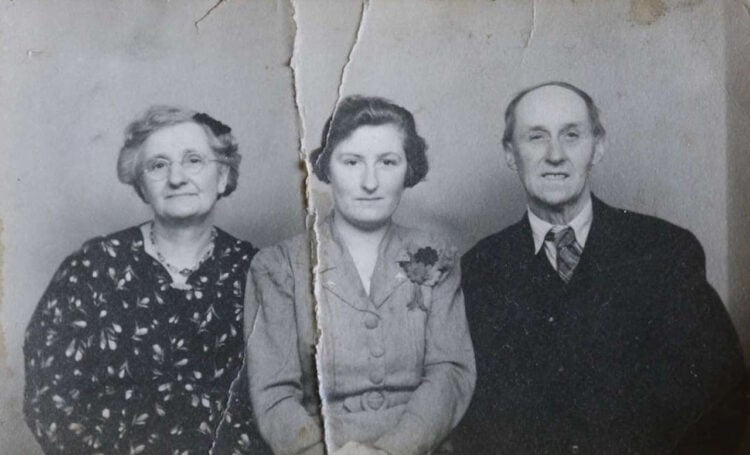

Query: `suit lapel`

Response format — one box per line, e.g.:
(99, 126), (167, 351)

(571, 195), (624, 280)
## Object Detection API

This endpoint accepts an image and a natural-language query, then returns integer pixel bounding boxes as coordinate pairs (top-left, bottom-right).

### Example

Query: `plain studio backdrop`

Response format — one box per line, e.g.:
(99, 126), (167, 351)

(1, 0), (749, 452)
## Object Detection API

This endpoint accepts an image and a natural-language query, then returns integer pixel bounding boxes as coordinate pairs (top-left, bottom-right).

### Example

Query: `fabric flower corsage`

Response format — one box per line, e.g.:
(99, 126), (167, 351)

(398, 242), (456, 312)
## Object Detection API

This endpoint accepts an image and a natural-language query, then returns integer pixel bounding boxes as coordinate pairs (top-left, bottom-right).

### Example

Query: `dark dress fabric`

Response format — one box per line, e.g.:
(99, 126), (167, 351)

(455, 197), (748, 454)
(23, 225), (271, 454)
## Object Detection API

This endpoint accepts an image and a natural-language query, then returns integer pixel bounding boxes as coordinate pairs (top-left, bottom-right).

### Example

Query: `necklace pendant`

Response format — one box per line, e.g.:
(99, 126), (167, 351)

(178, 268), (193, 277)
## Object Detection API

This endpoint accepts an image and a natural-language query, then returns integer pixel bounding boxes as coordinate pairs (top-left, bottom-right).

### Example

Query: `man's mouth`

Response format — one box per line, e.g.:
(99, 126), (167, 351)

(541, 172), (569, 180)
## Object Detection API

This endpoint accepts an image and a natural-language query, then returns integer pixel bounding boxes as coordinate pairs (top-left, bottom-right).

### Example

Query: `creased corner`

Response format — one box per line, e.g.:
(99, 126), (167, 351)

(194, 0), (227, 31)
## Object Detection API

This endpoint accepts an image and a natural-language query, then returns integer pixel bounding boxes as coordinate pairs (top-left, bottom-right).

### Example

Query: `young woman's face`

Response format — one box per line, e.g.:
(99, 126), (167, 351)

(138, 122), (228, 224)
(328, 124), (408, 231)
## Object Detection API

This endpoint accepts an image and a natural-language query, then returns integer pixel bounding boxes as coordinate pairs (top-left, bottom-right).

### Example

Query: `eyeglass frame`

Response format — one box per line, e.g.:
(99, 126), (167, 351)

(140, 153), (227, 181)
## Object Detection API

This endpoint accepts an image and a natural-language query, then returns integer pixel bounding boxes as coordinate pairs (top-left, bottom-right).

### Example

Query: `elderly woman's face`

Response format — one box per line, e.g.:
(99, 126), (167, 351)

(138, 122), (228, 223)
(328, 123), (408, 231)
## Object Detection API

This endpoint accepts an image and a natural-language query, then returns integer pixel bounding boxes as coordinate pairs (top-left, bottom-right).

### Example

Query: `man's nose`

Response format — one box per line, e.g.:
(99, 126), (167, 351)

(361, 164), (379, 192)
(545, 139), (566, 164)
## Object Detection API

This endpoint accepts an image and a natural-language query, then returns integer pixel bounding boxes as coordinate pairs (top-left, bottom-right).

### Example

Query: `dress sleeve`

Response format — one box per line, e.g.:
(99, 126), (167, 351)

(23, 251), (122, 453)
(246, 244), (325, 455)
(374, 255), (477, 455)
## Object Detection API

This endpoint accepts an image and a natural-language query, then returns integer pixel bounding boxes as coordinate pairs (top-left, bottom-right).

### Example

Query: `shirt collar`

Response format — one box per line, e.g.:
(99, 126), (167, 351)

(527, 197), (594, 254)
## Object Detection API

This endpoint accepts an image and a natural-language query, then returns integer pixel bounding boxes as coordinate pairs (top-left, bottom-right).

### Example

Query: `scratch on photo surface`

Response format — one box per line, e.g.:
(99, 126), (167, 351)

(194, 0), (226, 31)
(0, 217), (6, 372)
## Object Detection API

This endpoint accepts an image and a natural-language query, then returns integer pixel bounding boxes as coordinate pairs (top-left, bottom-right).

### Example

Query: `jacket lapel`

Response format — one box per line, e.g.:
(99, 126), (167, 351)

(369, 224), (409, 309)
(317, 218), (370, 312)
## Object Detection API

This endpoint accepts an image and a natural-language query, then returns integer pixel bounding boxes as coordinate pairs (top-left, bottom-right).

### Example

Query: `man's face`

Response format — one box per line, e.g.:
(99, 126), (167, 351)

(505, 85), (604, 222)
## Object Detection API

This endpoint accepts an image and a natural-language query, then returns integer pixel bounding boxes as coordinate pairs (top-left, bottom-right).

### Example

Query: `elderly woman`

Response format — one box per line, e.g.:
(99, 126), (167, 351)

(247, 96), (475, 455)
(23, 106), (268, 454)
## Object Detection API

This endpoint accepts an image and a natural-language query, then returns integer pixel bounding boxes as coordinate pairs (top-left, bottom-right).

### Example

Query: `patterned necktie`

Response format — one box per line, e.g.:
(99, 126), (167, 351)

(545, 226), (582, 283)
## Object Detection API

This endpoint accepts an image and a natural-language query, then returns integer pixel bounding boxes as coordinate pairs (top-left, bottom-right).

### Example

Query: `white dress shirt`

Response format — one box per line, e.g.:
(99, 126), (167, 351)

(527, 198), (593, 270)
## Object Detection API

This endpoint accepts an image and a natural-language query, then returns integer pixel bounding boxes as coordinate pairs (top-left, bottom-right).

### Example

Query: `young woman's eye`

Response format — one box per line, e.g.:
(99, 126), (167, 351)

(382, 159), (397, 166)
(343, 159), (359, 166)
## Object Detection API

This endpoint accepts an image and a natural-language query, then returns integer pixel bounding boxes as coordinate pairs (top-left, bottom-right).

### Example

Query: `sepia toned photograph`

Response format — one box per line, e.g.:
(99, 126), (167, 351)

(1, 0), (749, 453)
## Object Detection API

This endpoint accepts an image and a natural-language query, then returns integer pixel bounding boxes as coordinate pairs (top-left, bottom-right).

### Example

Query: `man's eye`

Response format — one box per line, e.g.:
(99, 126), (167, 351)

(565, 131), (580, 139)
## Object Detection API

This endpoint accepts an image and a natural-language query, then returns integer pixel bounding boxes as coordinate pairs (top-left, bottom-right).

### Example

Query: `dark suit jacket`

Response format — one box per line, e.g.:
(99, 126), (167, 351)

(455, 197), (747, 454)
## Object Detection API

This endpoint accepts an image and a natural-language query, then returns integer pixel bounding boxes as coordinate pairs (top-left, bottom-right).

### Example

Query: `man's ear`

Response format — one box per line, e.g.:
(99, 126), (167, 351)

(504, 143), (518, 171)
(592, 136), (605, 166)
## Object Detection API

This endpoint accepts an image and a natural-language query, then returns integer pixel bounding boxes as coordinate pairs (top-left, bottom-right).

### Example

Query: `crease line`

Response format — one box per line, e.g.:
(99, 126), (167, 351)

(524, 0), (536, 49)
(207, 360), (246, 454)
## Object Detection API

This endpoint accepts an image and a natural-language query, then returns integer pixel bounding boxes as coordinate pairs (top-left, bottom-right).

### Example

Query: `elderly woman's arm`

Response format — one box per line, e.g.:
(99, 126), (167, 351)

(373, 260), (476, 455)
(246, 244), (325, 455)
(24, 252), (121, 453)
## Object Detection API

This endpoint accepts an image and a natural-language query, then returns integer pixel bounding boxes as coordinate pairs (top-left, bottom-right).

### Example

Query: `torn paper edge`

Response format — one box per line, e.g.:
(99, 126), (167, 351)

(209, 0), (303, 451)
(309, 0), (371, 452)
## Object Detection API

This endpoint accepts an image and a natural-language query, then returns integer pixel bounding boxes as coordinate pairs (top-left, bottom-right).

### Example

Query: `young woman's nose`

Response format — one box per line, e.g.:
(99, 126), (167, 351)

(361, 164), (379, 192)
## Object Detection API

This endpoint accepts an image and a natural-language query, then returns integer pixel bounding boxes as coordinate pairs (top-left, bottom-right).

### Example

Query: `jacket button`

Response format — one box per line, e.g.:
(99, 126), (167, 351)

(371, 345), (385, 358)
(369, 369), (385, 384)
(364, 314), (379, 329)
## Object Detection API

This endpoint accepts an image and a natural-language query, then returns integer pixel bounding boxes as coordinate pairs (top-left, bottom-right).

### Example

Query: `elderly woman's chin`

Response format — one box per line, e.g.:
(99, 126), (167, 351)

(154, 197), (217, 222)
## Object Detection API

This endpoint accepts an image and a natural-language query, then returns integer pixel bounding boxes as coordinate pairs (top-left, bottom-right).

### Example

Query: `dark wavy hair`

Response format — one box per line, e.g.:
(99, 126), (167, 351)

(310, 96), (428, 188)
(117, 105), (241, 201)
(502, 81), (606, 149)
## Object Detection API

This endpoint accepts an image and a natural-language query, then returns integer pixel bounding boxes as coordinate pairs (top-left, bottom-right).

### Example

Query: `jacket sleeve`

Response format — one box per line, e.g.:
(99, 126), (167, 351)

(662, 232), (748, 453)
(374, 257), (477, 455)
(246, 245), (325, 455)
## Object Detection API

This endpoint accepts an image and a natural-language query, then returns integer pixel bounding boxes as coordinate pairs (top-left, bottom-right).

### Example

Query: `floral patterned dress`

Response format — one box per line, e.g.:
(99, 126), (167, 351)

(23, 225), (270, 454)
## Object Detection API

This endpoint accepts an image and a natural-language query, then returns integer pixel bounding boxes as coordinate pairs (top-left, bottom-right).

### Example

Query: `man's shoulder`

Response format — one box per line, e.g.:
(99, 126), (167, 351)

(461, 216), (529, 283)
(594, 199), (702, 256)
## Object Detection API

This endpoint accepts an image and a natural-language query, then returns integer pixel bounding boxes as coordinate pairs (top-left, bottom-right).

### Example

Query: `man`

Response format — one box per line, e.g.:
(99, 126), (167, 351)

(455, 82), (748, 453)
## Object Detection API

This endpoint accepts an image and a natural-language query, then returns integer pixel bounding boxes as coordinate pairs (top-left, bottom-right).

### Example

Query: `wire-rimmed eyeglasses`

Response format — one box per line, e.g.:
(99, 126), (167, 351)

(142, 154), (223, 181)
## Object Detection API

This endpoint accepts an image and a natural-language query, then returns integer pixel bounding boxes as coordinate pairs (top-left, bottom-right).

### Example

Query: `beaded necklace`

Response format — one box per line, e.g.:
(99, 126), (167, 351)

(149, 221), (217, 278)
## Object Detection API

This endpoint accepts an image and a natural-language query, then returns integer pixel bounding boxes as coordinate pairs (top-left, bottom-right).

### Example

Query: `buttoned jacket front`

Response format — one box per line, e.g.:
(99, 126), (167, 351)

(246, 219), (475, 455)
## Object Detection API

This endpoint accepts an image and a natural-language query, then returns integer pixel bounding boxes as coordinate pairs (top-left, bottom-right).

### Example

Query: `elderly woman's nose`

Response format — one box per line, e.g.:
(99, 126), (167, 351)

(361, 164), (379, 192)
(167, 162), (188, 185)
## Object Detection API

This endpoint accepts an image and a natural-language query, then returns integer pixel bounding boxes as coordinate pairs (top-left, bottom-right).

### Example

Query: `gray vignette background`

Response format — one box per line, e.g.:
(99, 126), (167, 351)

(1, 0), (749, 452)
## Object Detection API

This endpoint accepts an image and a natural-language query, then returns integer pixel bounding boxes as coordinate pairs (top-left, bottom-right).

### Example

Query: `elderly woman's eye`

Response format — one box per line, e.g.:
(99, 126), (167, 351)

(528, 134), (544, 141)
(186, 155), (205, 165)
(148, 160), (169, 172)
